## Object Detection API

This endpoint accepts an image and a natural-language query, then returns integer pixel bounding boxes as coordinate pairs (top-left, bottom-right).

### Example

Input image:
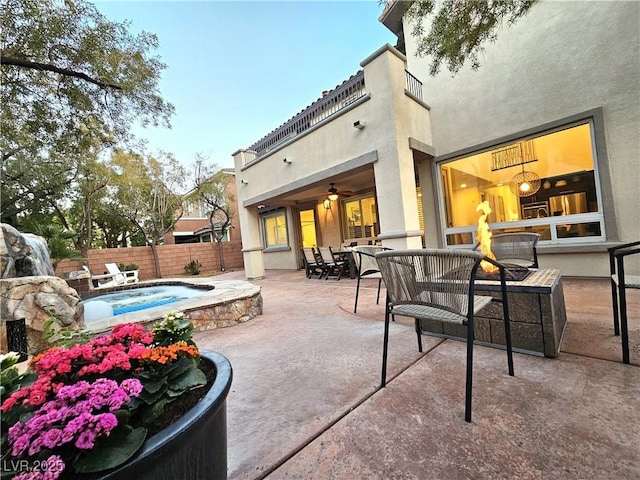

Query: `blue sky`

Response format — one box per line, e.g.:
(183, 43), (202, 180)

(95, 1), (397, 169)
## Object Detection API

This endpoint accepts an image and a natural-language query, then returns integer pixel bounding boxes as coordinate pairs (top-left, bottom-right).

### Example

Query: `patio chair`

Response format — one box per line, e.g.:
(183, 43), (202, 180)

(82, 265), (121, 289)
(375, 248), (514, 422)
(352, 245), (389, 313)
(608, 240), (640, 364)
(302, 247), (324, 279)
(474, 232), (540, 268)
(105, 263), (139, 285)
(317, 246), (344, 280)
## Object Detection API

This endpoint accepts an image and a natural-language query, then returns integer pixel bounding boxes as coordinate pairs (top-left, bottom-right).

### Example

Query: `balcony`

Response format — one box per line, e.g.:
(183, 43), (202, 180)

(246, 69), (424, 162)
(247, 70), (367, 159)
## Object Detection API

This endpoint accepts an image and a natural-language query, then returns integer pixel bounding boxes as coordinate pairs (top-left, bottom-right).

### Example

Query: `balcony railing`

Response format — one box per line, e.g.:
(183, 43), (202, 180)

(248, 70), (366, 158)
(405, 70), (423, 101)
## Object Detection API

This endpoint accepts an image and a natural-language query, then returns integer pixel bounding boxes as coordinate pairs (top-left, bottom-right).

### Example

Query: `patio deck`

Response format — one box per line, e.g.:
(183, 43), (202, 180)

(193, 270), (640, 480)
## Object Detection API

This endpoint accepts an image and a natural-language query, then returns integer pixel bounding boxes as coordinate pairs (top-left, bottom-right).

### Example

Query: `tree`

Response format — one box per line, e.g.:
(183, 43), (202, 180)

(385, 0), (537, 76)
(1, 0), (174, 224)
(192, 157), (236, 272)
(111, 149), (186, 278)
(66, 152), (112, 257)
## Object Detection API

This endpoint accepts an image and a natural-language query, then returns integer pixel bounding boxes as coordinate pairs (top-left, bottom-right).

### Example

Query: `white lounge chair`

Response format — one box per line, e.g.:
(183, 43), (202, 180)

(82, 266), (120, 289)
(105, 263), (139, 285)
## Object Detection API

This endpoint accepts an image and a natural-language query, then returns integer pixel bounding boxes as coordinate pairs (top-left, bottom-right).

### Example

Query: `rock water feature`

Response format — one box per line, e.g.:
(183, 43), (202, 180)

(0, 223), (84, 355)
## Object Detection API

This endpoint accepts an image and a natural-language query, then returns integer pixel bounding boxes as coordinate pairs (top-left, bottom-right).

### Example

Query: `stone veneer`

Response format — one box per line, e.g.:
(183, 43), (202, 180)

(419, 269), (567, 357)
(82, 278), (263, 334)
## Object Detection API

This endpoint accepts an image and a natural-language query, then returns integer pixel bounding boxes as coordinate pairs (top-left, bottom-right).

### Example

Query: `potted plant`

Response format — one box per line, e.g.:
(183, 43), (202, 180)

(0, 312), (232, 480)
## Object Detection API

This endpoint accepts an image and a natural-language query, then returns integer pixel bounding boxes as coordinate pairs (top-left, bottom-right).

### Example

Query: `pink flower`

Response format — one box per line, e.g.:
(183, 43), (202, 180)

(7, 422), (23, 442)
(11, 434), (31, 456)
(28, 436), (44, 456)
(41, 428), (64, 449)
(1, 395), (18, 411)
(96, 413), (118, 432)
(75, 430), (97, 450)
(121, 378), (143, 396)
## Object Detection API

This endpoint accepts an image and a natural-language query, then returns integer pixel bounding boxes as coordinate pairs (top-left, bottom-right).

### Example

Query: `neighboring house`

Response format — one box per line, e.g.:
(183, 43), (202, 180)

(233, 1), (639, 279)
(164, 168), (241, 245)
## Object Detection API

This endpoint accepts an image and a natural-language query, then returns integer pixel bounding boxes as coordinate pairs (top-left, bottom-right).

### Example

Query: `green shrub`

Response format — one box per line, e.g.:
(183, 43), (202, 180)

(184, 259), (202, 275)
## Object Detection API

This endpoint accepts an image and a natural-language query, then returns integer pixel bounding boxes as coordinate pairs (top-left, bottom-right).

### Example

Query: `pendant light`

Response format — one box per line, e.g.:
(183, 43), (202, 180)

(509, 164), (541, 197)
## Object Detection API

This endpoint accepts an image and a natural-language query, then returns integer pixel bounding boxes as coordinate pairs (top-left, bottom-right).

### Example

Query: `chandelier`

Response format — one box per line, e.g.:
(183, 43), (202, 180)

(491, 140), (541, 197)
(509, 165), (541, 197)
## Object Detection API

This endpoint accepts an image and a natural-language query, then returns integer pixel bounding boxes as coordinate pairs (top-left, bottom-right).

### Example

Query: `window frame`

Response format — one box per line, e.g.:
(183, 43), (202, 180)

(434, 109), (616, 247)
(341, 193), (379, 242)
(261, 208), (289, 250)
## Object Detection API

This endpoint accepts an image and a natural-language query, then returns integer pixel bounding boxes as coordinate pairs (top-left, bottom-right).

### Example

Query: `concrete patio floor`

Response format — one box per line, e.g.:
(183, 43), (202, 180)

(192, 270), (640, 480)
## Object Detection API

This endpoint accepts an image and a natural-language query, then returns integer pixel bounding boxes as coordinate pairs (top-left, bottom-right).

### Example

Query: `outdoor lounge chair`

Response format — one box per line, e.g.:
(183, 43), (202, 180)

(317, 246), (344, 280)
(302, 247), (324, 279)
(608, 240), (640, 364)
(82, 265), (121, 289)
(474, 232), (540, 268)
(375, 248), (514, 422)
(105, 263), (139, 285)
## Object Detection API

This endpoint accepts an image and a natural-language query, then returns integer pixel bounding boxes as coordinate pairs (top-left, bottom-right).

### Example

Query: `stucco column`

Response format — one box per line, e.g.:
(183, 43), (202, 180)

(233, 149), (265, 279)
(362, 46), (424, 250)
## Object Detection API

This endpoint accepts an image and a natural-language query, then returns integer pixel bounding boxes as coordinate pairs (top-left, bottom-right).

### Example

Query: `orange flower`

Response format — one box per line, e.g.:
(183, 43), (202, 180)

(139, 342), (199, 364)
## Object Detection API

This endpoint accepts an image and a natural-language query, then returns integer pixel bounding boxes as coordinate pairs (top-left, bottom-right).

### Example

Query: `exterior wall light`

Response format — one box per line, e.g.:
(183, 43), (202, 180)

(353, 121), (365, 130)
(323, 199), (331, 210)
(283, 158), (292, 164)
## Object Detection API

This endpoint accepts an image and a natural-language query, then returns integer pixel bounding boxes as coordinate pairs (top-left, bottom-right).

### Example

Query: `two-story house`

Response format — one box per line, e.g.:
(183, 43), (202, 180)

(165, 168), (242, 245)
(233, 1), (639, 279)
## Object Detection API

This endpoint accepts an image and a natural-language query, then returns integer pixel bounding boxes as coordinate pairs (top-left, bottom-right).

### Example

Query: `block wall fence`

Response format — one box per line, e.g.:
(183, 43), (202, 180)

(55, 241), (244, 280)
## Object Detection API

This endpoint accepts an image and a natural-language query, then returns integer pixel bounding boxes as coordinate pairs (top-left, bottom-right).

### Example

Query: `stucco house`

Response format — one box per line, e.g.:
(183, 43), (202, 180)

(233, 0), (639, 279)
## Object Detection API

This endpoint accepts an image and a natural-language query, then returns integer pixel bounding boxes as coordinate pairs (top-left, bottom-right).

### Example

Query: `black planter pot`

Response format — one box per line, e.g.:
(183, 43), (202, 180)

(83, 350), (233, 480)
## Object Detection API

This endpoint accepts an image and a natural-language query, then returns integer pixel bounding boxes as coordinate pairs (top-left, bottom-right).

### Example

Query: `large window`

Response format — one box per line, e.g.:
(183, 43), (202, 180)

(262, 210), (288, 249)
(343, 195), (379, 242)
(439, 122), (605, 245)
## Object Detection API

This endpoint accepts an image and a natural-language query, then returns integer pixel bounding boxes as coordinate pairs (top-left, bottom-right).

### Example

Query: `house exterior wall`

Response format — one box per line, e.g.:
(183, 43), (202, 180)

(398, 0), (639, 277)
(234, 45), (432, 275)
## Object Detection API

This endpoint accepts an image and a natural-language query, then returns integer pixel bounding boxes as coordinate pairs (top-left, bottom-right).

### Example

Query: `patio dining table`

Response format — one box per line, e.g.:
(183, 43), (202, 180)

(332, 249), (357, 279)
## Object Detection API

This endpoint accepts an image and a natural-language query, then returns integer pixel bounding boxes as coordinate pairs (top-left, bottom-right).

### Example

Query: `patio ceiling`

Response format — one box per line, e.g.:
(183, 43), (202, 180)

(248, 167), (376, 208)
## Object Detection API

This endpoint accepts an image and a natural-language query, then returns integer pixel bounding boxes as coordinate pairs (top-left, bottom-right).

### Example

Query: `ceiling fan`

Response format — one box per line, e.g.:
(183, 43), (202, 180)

(326, 183), (352, 200)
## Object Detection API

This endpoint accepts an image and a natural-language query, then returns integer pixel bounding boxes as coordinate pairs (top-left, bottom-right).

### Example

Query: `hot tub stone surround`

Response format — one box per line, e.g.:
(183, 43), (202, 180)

(83, 278), (263, 334)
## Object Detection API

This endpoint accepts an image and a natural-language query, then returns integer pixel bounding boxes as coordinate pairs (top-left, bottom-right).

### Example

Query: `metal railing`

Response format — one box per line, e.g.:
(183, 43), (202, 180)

(405, 70), (423, 101)
(248, 71), (366, 158)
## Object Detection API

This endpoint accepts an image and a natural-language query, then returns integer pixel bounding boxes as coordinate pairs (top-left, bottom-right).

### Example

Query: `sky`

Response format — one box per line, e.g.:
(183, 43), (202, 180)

(94, 0), (397, 169)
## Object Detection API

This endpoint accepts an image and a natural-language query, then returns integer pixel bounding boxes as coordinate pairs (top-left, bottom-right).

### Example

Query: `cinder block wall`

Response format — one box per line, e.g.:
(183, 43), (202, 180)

(56, 241), (244, 280)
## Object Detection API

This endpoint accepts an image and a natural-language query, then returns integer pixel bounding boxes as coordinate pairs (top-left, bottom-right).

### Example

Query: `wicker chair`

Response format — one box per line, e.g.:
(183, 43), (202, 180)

(608, 240), (640, 364)
(352, 245), (389, 313)
(375, 249), (514, 422)
(475, 232), (540, 268)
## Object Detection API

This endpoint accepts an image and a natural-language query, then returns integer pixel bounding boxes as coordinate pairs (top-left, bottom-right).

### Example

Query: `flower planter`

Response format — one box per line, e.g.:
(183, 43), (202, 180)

(80, 350), (233, 480)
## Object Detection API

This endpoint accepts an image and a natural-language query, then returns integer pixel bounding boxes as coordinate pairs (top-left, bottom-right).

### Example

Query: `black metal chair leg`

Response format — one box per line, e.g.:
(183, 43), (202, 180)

(499, 277), (515, 376)
(381, 297), (391, 387)
(414, 318), (423, 352)
(376, 278), (382, 304)
(618, 258), (630, 364)
(354, 275), (362, 313)
(465, 316), (474, 423)
(620, 289), (630, 364)
(611, 277), (620, 336)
